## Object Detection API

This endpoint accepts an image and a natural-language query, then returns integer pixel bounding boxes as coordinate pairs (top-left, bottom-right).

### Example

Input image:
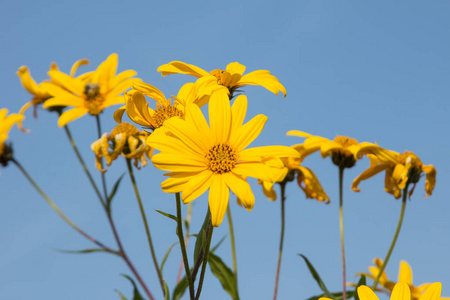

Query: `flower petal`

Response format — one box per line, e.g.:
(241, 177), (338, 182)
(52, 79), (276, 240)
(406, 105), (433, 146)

(70, 58), (89, 77)
(233, 162), (275, 182)
(58, 107), (88, 127)
(357, 285), (380, 300)
(239, 70), (287, 97)
(391, 282), (411, 300)
(48, 70), (85, 95)
(208, 175), (230, 227)
(352, 164), (389, 192)
(420, 282), (442, 300)
(230, 95), (247, 136)
(230, 114), (267, 151)
(239, 145), (300, 162)
(157, 61), (211, 78)
(182, 170), (214, 203)
(151, 152), (206, 172)
(209, 90), (231, 143)
(223, 172), (255, 211)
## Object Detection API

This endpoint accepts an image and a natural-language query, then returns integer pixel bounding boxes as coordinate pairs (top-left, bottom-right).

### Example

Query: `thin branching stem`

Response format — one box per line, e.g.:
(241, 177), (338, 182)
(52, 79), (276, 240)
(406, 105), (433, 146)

(95, 115), (108, 201)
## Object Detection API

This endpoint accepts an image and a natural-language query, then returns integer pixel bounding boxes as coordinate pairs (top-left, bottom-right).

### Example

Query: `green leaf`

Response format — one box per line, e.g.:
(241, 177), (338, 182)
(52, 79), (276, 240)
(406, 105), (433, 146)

(353, 275), (366, 300)
(307, 291), (353, 300)
(53, 248), (119, 256)
(155, 210), (177, 222)
(160, 241), (179, 272)
(164, 281), (170, 300)
(299, 254), (332, 298)
(121, 274), (145, 300)
(210, 235), (227, 253)
(107, 173), (126, 206)
(115, 289), (128, 300)
(194, 211), (211, 265)
(172, 276), (189, 300)
(208, 253), (239, 300)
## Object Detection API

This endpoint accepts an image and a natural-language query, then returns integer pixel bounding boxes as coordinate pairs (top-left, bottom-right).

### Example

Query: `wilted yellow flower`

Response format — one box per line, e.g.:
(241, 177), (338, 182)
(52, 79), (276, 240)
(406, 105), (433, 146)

(357, 282), (443, 300)
(352, 144), (436, 198)
(157, 61), (286, 97)
(0, 109), (24, 171)
(257, 156), (329, 203)
(356, 259), (448, 300)
(114, 81), (227, 130)
(91, 122), (152, 173)
(146, 92), (299, 226)
(41, 53), (139, 127)
(287, 130), (374, 169)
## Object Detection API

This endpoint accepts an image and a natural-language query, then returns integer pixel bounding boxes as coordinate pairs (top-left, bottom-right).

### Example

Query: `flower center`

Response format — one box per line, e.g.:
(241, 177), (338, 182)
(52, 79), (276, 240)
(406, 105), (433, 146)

(331, 136), (358, 168)
(111, 122), (140, 137)
(84, 83), (104, 115)
(398, 151), (423, 184)
(152, 101), (184, 129)
(334, 136), (358, 148)
(206, 143), (238, 174)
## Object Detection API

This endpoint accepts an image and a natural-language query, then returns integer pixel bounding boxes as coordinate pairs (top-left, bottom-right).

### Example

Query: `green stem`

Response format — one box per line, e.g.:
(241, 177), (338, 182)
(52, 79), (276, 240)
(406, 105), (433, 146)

(11, 158), (115, 253)
(195, 218), (214, 300)
(176, 193), (195, 300)
(339, 166), (347, 300)
(177, 203), (192, 283)
(273, 182), (286, 300)
(63, 124), (105, 206)
(371, 184), (409, 290)
(227, 205), (239, 292)
(126, 159), (165, 295)
(95, 115), (108, 201)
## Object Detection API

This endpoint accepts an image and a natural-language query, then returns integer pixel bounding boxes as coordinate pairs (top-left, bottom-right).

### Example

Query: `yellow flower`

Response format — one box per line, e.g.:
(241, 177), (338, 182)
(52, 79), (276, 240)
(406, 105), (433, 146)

(41, 53), (139, 127)
(357, 282), (443, 300)
(146, 92), (299, 226)
(114, 81), (227, 130)
(0, 109), (24, 170)
(356, 259), (448, 300)
(287, 130), (373, 168)
(91, 122), (153, 173)
(17, 59), (90, 128)
(352, 144), (436, 198)
(258, 156), (329, 203)
(157, 61), (286, 97)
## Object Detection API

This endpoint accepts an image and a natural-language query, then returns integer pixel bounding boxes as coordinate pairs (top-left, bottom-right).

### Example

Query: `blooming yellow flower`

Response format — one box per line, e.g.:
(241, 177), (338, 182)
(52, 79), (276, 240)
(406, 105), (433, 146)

(157, 61), (286, 97)
(41, 54), (139, 127)
(0, 109), (24, 171)
(356, 259), (449, 300)
(114, 81), (228, 130)
(258, 156), (329, 203)
(352, 144), (436, 198)
(357, 282), (443, 300)
(287, 130), (374, 168)
(146, 92), (299, 226)
(91, 122), (153, 173)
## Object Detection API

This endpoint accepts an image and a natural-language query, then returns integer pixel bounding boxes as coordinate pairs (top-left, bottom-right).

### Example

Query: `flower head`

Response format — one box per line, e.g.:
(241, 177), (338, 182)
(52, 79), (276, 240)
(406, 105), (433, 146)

(352, 144), (436, 198)
(91, 122), (152, 173)
(157, 61), (286, 98)
(356, 259), (448, 300)
(0, 109), (24, 170)
(147, 92), (299, 226)
(287, 131), (372, 169)
(357, 282), (443, 300)
(258, 156), (329, 203)
(41, 54), (139, 126)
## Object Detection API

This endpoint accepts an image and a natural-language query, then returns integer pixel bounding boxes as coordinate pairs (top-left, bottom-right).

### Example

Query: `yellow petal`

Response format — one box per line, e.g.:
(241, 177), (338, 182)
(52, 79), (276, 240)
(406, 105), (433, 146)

(420, 282), (442, 300)
(162, 117), (208, 155)
(230, 95), (247, 135)
(125, 91), (154, 128)
(240, 145), (300, 162)
(113, 106), (126, 123)
(422, 164), (436, 197)
(182, 170), (214, 203)
(209, 90), (231, 143)
(398, 261), (413, 285)
(233, 162), (275, 182)
(98, 53), (118, 87)
(70, 58), (89, 77)
(226, 62), (246, 75)
(57, 107), (88, 127)
(146, 129), (201, 157)
(239, 70), (287, 97)
(208, 175), (230, 227)
(185, 103), (213, 148)
(133, 82), (167, 103)
(297, 166), (329, 202)
(352, 164), (389, 192)
(286, 130), (313, 138)
(230, 114), (267, 151)
(223, 172), (255, 211)
(48, 70), (85, 96)
(110, 70), (138, 87)
(109, 78), (138, 97)
(391, 282), (411, 300)
(157, 61), (211, 77)
(16, 66), (46, 97)
(357, 285), (380, 300)
(151, 152), (206, 172)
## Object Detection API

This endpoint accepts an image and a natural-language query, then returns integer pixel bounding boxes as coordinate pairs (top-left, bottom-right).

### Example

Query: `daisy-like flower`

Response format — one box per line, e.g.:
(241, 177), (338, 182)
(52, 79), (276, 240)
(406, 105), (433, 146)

(17, 59), (90, 124)
(114, 81), (227, 130)
(91, 122), (153, 173)
(356, 259), (449, 300)
(157, 61), (286, 97)
(352, 144), (436, 199)
(146, 92), (299, 226)
(41, 53), (139, 127)
(357, 282), (443, 300)
(287, 130), (375, 169)
(0, 109), (24, 171)
(258, 156), (329, 203)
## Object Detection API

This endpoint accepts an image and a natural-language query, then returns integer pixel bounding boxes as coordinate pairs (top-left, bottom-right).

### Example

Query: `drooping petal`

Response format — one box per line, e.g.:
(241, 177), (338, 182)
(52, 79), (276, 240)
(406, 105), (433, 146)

(422, 164), (436, 197)
(297, 166), (329, 202)
(157, 61), (211, 78)
(133, 82), (167, 103)
(239, 70), (287, 97)
(16, 66), (46, 96)
(57, 107), (88, 127)
(70, 58), (89, 77)
(223, 172), (255, 211)
(286, 130), (313, 138)
(125, 91), (154, 128)
(208, 175), (230, 227)
(352, 164), (389, 192)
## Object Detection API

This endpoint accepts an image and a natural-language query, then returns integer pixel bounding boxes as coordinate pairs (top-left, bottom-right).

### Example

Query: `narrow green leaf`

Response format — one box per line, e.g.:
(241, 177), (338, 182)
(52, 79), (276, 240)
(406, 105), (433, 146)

(210, 235), (227, 253)
(121, 274), (145, 300)
(354, 275), (366, 300)
(172, 276), (189, 300)
(160, 241), (179, 272)
(107, 173), (126, 206)
(164, 281), (170, 300)
(53, 248), (119, 256)
(208, 253), (239, 300)
(299, 254), (332, 298)
(155, 210), (177, 222)
(194, 211), (211, 264)
(115, 289), (128, 300)
(306, 291), (353, 300)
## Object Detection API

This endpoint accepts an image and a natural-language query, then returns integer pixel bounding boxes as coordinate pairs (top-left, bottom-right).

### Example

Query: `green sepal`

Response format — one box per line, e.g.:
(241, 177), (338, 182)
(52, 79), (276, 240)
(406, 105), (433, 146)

(208, 253), (239, 300)
(354, 275), (367, 300)
(299, 254), (332, 298)
(121, 274), (145, 300)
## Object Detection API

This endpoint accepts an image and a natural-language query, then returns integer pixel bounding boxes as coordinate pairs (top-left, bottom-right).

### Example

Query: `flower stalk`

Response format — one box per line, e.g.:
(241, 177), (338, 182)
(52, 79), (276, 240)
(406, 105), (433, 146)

(195, 217), (214, 300)
(227, 205), (239, 293)
(339, 165), (347, 300)
(273, 181), (287, 300)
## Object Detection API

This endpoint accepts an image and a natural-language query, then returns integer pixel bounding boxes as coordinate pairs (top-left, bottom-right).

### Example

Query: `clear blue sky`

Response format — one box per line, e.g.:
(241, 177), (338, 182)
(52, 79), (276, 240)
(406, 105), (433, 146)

(1, 1), (449, 299)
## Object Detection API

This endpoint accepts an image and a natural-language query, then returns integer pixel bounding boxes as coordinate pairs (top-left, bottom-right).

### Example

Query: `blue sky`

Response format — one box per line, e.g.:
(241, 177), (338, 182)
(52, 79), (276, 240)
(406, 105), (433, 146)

(1, 1), (450, 299)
